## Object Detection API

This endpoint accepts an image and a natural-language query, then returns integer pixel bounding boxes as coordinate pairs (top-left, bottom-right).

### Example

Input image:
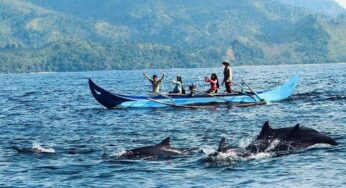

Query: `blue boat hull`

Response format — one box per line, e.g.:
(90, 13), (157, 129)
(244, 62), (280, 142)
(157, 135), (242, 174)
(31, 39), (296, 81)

(89, 75), (299, 108)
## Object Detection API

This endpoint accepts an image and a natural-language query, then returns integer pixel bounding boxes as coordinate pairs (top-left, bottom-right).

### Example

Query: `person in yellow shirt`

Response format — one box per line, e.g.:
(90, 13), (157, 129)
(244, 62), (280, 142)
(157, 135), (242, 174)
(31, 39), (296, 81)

(143, 73), (165, 94)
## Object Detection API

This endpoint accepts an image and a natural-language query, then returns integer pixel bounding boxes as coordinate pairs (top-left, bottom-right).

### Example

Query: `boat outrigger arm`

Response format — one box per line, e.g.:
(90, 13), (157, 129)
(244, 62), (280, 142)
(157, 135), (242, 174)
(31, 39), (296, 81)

(88, 75), (299, 109)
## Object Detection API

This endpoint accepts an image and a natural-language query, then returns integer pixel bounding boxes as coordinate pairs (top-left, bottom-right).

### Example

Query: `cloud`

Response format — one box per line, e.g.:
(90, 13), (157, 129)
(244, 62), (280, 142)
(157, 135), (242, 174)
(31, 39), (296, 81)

(334, 0), (346, 9)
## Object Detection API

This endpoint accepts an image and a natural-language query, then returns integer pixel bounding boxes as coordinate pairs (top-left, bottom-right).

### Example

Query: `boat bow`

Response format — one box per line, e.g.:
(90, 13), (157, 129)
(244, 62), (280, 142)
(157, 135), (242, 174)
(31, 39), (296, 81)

(89, 79), (129, 108)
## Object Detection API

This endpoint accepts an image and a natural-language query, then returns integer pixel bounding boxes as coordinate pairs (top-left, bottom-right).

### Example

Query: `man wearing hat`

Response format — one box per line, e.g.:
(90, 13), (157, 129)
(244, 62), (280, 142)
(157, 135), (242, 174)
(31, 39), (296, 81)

(222, 60), (233, 93)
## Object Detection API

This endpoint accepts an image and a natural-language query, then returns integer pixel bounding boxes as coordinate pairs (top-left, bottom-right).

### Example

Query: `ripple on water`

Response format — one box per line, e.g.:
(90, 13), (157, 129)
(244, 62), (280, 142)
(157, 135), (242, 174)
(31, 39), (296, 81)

(0, 64), (345, 187)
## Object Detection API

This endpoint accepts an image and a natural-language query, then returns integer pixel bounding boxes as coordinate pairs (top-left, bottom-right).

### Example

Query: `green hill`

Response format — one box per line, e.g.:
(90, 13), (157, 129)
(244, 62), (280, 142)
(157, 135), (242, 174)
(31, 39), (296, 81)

(0, 0), (346, 73)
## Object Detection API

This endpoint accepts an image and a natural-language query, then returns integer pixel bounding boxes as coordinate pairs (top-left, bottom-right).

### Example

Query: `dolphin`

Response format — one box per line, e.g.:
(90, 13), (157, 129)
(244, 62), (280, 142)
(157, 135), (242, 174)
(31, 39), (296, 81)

(12, 144), (96, 155)
(208, 121), (337, 159)
(12, 144), (55, 154)
(245, 121), (338, 154)
(207, 138), (251, 159)
(112, 137), (188, 160)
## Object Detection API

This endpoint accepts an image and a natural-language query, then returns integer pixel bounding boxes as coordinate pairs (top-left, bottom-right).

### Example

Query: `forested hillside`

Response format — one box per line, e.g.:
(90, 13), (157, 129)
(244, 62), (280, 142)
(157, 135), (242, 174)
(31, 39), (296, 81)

(0, 0), (345, 73)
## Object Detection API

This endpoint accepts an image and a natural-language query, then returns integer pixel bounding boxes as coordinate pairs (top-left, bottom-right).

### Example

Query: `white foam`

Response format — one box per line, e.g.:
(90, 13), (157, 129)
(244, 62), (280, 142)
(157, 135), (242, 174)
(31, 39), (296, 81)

(199, 145), (216, 155)
(265, 139), (280, 152)
(213, 150), (243, 161)
(32, 143), (55, 153)
(112, 150), (128, 157)
(247, 152), (273, 160)
(210, 149), (274, 162)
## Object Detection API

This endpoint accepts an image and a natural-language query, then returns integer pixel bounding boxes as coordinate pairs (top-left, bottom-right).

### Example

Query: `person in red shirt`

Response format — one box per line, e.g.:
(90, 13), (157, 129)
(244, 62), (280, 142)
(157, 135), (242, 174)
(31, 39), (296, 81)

(204, 73), (219, 93)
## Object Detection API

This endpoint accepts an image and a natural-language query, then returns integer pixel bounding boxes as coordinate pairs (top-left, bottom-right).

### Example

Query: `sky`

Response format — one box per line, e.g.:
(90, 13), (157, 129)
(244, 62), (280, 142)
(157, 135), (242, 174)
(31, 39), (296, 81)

(335, 0), (346, 9)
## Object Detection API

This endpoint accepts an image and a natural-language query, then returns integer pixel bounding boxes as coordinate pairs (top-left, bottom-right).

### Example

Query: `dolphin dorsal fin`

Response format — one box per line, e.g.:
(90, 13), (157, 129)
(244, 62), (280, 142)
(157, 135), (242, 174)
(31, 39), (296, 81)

(217, 138), (227, 152)
(259, 121), (272, 137)
(156, 137), (171, 147)
(289, 124), (300, 138)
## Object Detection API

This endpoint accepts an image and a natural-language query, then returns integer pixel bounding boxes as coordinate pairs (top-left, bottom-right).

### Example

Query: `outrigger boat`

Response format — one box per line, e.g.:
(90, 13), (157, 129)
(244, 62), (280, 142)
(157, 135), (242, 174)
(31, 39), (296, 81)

(89, 75), (299, 109)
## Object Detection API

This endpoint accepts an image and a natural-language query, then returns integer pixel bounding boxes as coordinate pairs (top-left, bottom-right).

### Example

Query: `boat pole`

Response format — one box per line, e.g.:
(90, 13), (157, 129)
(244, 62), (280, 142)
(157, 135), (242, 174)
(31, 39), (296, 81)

(230, 81), (247, 92)
(240, 78), (266, 103)
(159, 93), (176, 105)
(146, 97), (207, 109)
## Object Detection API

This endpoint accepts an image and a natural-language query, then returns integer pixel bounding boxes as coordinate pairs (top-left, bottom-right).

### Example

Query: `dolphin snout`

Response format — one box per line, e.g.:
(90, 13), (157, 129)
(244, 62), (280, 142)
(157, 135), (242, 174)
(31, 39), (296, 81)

(329, 139), (338, 146)
(322, 135), (338, 146)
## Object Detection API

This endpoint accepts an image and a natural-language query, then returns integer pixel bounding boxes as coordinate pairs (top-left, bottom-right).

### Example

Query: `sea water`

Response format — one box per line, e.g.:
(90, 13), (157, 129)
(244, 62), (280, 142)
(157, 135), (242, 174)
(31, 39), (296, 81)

(0, 63), (345, 187)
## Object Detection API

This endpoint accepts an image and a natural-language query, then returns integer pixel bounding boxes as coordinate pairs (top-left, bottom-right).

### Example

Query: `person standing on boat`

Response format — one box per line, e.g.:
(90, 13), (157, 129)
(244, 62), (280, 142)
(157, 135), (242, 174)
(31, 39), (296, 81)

(222, 60), (233, 93)
(204, 73), (219, 93)
(143, 73), (165, 94)
(170, 76), (185, 94)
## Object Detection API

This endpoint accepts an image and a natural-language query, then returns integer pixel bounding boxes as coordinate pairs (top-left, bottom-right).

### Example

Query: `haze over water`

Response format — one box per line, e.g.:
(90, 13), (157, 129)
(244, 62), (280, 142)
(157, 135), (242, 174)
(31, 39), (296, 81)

(0, 63), (345, 187)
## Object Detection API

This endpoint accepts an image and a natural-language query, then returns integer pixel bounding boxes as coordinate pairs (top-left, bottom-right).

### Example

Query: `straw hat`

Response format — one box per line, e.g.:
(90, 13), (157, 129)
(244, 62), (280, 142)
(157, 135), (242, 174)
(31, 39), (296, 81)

(222, 60), (230, 66)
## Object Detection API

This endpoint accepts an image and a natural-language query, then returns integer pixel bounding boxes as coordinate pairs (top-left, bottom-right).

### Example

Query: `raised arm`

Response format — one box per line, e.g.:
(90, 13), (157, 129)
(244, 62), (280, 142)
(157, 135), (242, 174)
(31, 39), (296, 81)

(159, 73), (165, 82)
(209, 79), (217, 84)
(143, 72), (152, 81)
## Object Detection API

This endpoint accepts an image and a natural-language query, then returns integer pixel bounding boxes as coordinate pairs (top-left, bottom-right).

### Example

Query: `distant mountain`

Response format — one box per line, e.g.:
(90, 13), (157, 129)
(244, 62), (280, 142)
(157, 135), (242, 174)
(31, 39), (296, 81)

(277, 0), (346, 16)
(0, 0), (346, 73)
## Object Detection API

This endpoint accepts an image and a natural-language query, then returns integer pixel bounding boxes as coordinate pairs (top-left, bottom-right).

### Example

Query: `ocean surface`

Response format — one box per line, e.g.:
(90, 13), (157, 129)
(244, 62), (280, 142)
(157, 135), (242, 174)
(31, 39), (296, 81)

(0, 63), (345, 187)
